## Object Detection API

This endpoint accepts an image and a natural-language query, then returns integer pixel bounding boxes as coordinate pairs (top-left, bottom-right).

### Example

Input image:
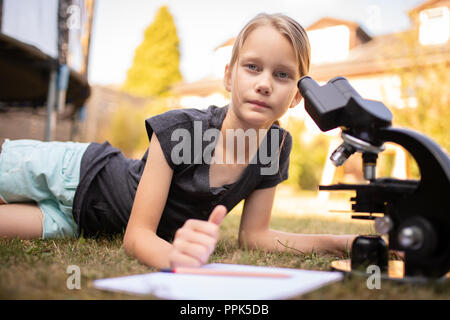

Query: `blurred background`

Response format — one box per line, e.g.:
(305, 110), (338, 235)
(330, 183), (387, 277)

(0, 0), (449, 204)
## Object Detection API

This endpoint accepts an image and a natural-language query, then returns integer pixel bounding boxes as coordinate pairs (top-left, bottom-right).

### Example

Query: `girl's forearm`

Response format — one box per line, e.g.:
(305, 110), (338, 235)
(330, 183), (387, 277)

(123, 227), (173, 269)
(239, 229), (356, 256)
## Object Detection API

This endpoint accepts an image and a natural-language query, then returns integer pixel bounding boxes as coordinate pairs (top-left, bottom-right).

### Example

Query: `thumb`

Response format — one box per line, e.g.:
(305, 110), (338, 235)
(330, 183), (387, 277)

(208, 205), (227, 225)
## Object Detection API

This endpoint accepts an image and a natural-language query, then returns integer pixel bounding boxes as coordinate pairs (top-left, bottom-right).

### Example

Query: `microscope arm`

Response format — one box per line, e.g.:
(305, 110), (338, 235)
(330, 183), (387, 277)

(376, 126), (450, 198)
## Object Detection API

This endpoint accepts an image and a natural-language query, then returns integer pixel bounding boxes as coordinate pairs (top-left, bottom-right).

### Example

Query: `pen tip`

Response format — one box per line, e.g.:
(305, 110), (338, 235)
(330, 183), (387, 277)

(159, 268), (174, 273)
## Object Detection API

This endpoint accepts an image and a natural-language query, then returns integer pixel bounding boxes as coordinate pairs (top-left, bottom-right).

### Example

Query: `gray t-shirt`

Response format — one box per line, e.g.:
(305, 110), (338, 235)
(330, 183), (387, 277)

(73, 105), (292, 241)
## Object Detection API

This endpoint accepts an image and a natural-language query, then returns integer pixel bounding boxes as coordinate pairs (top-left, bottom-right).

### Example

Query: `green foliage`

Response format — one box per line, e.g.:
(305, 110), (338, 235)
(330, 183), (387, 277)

(376, 151), (395, 178)
(385, 30), (450, 156)
(123, 6), (182, 97)
(389, 36), (449, 177)
(393, 61), (450, 154)
(285, 117), (329, 191)
(106, 98), (171, 157)
(107, 103), (144, 157)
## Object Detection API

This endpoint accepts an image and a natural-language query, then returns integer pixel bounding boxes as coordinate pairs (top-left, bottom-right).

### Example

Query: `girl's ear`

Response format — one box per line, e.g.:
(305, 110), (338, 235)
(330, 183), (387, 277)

(223, 64), (232, 92)
(290, 90), (303, 108)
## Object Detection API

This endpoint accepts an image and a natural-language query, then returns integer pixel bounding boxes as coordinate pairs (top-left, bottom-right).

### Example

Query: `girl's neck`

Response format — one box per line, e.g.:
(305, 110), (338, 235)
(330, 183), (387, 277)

(217, 104), (274, 164)
(221, 104), (273, 134)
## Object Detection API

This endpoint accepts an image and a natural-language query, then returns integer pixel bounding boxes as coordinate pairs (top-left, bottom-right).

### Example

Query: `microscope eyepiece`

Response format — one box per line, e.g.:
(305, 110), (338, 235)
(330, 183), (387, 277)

(297, 76), (392, 133)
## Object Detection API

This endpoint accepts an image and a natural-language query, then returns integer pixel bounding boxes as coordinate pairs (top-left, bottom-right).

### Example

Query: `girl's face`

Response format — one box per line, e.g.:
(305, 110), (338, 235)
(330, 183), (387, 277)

(224, 25), (302, 128)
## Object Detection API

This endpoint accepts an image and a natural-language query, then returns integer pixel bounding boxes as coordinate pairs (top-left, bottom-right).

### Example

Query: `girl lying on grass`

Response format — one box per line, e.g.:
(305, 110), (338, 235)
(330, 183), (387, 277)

(0, 13), (357, 269)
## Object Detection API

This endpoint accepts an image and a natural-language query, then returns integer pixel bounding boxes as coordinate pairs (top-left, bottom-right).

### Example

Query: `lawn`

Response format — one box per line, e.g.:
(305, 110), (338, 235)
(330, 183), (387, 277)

(1, 203), (449, 300)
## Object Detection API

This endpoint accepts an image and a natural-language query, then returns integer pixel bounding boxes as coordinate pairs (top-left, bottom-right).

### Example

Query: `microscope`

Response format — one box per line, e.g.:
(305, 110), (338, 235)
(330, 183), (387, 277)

(297, 76), (450, 279)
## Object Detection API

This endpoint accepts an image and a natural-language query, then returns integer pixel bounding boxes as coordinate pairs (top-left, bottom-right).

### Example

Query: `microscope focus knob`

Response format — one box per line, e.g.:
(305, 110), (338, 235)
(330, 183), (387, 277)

(398, 226), (423, 250)
(375, 216), (393, 235)
(397, 217), (438, 256)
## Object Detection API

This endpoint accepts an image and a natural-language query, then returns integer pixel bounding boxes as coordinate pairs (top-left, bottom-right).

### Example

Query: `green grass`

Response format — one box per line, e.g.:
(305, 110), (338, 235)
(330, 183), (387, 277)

(0, 210), (449, 299)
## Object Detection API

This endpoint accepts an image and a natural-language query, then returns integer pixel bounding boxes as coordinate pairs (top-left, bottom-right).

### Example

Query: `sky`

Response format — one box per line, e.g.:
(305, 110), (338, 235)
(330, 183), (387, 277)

(88, 0), (426, 86)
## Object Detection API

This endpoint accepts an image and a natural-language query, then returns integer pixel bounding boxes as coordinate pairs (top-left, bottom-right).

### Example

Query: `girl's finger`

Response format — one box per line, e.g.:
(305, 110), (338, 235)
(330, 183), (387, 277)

(208, 205), (227, 225)
(183, 219), (220, 238)
(175, 228), (217, 254)
(173, 237), (211, 264)
(169, 250), (202, 269)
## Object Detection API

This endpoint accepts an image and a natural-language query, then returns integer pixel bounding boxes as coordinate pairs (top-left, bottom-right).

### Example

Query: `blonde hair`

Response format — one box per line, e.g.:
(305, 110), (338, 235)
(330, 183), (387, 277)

(229, 13), (311, 78)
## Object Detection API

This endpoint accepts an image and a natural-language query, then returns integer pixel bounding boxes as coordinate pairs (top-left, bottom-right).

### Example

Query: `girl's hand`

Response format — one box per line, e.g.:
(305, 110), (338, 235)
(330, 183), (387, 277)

(169, 205), (227, 268)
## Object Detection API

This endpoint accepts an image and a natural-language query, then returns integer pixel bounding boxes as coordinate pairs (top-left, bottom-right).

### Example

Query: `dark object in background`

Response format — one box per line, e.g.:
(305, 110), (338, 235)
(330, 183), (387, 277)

(298, 76), (450, 279)
(351, 235), (388, 272)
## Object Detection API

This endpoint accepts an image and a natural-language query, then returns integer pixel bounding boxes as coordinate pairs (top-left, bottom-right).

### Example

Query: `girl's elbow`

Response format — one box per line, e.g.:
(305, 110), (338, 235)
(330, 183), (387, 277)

(122, 230), (135, 257)
(238, 229), (261, 250)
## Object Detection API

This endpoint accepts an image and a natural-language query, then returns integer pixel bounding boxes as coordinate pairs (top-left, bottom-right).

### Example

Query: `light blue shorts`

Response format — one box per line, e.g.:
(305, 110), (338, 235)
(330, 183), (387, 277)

(0, 139), (90, 238)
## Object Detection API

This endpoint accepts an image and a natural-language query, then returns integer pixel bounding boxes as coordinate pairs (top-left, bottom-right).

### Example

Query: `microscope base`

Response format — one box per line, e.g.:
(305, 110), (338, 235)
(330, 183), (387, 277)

(330, 259), (450, 282)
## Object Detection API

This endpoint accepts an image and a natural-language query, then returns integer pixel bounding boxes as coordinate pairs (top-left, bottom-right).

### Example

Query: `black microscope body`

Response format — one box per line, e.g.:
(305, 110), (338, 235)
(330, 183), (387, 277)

(298, 76), (450, 279)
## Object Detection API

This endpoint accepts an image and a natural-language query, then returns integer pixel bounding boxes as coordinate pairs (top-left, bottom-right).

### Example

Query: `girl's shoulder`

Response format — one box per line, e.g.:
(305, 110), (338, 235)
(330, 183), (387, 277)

(269, 123), (292, 151)
(146, 105), (223, 129)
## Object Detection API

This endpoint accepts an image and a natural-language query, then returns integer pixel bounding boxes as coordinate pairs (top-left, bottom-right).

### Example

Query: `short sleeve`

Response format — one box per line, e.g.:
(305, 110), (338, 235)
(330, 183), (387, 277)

(145, 110), (192, 171)
(255, 129), (292, 189)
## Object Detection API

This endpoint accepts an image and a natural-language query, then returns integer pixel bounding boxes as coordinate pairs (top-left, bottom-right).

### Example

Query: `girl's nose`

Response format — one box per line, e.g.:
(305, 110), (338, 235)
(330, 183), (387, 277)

(255, 73), (272, 96)
(256, 85), (271, 95)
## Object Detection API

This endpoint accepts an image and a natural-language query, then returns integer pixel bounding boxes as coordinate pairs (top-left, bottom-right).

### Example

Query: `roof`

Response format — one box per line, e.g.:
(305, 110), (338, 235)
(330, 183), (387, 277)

(307, 17), (361, 31)
(175, 5), (450, 95)
(408, 0), (449, 16)
(309, 29), (450, 80)
(214, 17), (374, 51)
(307, 17), (372, 49)
(170, 78), (228, 97)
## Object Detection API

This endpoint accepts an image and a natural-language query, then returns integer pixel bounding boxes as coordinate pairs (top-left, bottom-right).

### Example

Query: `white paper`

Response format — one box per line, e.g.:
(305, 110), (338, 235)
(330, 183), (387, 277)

(93, 263), (343, 300)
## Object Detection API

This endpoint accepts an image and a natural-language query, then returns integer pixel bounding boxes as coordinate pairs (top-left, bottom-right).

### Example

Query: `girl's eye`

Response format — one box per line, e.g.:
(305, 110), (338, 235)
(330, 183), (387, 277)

(246, 64), (259, 71)
(276, 71), (290, 79)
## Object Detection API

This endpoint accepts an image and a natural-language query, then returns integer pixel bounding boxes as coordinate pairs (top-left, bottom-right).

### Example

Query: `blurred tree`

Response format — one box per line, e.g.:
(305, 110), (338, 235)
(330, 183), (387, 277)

(385, 30), (450, 177)
(394, 61), (450, 153)
(106, 98), (172, 158)
(285, 117), (328, 191)
(123, 6), (182, 97)
(388, 30), (450, 153)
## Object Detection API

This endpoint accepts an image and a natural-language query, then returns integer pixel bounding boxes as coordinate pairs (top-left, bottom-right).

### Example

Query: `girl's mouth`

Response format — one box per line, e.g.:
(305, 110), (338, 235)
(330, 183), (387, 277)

(248, 100), (270, 109)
